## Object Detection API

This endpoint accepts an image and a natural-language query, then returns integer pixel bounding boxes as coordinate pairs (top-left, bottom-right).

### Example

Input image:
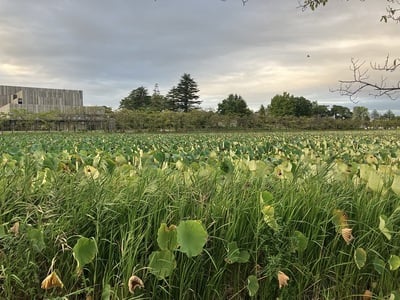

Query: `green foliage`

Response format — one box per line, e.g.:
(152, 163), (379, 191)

(26, 227), (46, 252)
(268, 92), (296, 117)
(110, 104), (400, 132)
(379, 215), (392, 240)
(267, 92), (313, 117)
(373, 257), (386, 275)
(2, 131), (400, 299)
(148, 250), (176, 279)
(149, 220), (207, 280)
(311, 101), (331, 118)
(177, 220), (208, 257)
(261, 205), (279, 231)
(247, 275), (259, 297)
(101, 284), (111, 300)
(0, 225), (5, 238)
(217, 94), (251, 116)
(225, 241), (250, 264)
(72, 237), (98, 273)
(157, 223), (178, 251)
(352, 106), (370, 121)
(167, 73), (201, 112)
(331, 105), (352, 119)
(389, 255), (400, 271)
(354, 247), (367, 269)
(291, 230), (308, 253)
(260, 190), (274, 205)
(383, 109), (396, 120)
(119, 86), (151, 110)
(148, 83), (168, 111)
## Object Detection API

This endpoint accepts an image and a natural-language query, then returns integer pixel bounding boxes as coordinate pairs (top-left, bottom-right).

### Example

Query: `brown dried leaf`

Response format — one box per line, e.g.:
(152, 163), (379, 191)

(277, 271), (289, 289)
(341, 228), (354, 245)
(41, 271), (64, 289)
(9, 222), (19, 236)
(128, 275), (144, 294)
(363, 289), (372, 300)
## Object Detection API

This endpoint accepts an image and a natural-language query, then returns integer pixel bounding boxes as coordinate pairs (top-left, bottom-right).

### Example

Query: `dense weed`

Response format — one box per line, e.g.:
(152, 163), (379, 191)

(0, 131), (400, 299)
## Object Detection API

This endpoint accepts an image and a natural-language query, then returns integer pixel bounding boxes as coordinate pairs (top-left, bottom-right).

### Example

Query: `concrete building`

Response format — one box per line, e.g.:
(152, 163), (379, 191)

(0, 85), (104, 114)
(0, 85), (112, 131)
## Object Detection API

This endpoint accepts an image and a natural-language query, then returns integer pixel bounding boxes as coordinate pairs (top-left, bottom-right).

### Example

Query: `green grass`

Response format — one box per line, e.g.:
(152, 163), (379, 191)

(0, 131), (400, 299)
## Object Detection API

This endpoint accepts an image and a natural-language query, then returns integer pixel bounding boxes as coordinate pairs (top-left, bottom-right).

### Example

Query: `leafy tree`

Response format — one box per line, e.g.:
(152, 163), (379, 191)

(311, 101), (331, 117)
(217, 94), (251, 116)
(258, 104), (266, 116)
(268, 92), (296, 117)
(370, 109), (381, 120)
(352, 106), (370, 121)
(119, 86), (151, 110)
(294, 96), (313, 117)
(268, 92), (312, 117)
(382, 109), (396, 120)
(331, 105), (352, 119)
(167, 73), (201, 112)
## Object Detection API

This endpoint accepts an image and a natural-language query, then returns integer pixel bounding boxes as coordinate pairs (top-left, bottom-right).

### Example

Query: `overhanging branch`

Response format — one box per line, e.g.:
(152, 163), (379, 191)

(332, 57), (400, 101)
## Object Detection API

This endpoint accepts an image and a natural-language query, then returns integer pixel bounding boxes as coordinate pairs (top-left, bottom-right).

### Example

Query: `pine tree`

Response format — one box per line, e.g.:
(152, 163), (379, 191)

(168, 73), (201, 112)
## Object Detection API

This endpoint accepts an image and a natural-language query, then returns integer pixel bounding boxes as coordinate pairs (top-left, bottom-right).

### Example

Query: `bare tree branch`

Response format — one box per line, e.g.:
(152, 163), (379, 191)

(221, 0), (249, 5)
(332, 57), (400, 102)
(381, 2), (400, 23)
(371, 54), (400, 72)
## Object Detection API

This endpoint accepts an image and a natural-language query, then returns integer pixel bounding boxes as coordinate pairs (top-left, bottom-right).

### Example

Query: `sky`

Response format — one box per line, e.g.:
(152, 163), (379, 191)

(0, 0), (399, 114)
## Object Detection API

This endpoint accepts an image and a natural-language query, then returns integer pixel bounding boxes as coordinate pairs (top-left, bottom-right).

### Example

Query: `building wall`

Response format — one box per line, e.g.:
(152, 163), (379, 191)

(0, 86), (20, 107)
(0, 85), (83, 113)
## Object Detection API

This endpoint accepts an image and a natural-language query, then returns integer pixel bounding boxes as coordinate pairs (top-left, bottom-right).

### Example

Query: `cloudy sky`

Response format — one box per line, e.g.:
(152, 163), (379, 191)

(0, 0), (399, 114)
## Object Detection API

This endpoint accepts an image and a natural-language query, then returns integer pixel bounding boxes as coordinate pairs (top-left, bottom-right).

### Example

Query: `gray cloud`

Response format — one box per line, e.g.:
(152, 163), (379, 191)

(0, 0), (398, 112)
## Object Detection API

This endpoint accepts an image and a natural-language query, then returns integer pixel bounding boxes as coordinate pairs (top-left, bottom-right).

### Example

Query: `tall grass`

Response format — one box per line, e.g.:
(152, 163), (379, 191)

(0, 132), (399, 299)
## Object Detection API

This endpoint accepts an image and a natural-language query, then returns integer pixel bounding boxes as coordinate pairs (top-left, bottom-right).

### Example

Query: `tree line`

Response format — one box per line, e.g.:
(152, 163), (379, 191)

(113, 73), (399, 131)
(119, 73), (201, 112)
(1, 73), (398, 132)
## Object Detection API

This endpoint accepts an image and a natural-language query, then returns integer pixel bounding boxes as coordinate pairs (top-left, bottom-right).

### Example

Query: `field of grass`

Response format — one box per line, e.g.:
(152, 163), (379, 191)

(1, 131), (400, 299)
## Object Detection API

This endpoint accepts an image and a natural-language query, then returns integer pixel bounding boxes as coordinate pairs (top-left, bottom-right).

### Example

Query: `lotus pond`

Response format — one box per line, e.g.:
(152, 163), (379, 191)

(1, 131), (400, 299)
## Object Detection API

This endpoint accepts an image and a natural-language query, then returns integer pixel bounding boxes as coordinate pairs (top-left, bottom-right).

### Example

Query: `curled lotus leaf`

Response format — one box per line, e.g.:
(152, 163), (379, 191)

(262, 205), (279, 231)
(157, 223), (178, 251)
